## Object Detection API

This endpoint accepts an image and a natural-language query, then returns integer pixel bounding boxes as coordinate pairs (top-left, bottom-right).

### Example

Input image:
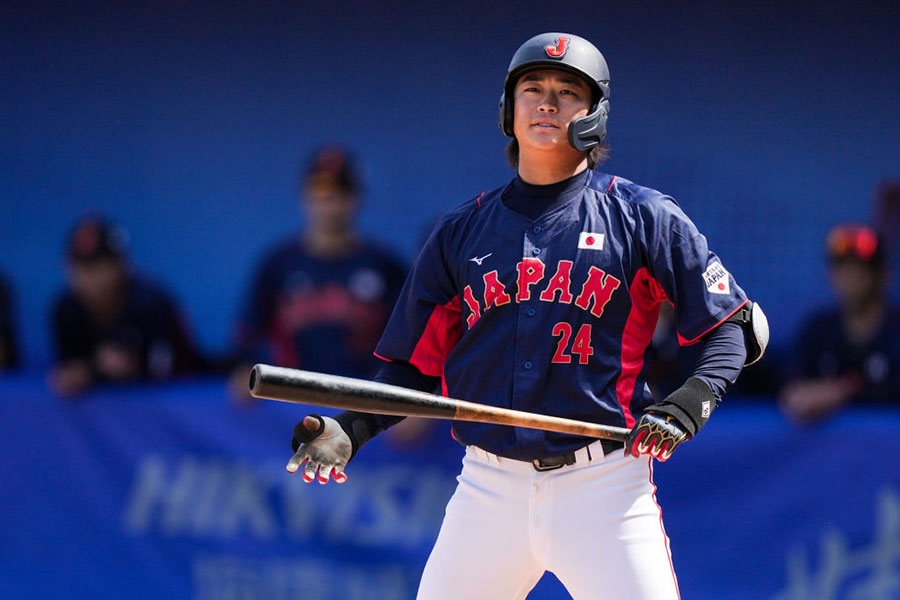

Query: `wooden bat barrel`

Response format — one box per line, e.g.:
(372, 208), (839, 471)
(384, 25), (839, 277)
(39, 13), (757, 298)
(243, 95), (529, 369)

(249, 364), (630, 442)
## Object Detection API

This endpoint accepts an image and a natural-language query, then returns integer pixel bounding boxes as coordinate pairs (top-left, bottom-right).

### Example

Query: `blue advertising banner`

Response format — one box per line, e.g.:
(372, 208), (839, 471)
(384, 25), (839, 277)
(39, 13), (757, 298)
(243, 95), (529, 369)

(1, 375), (898, 599)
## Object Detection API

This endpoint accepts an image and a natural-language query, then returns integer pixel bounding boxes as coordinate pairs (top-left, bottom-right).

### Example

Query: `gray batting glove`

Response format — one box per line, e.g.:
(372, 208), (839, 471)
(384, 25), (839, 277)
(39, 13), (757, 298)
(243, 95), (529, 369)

(286, 414), (352, 484)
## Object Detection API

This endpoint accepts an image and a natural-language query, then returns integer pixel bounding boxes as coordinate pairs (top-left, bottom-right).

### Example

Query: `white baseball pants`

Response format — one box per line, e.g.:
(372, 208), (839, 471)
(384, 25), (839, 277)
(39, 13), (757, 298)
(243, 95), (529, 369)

(417, 441), (680, 600)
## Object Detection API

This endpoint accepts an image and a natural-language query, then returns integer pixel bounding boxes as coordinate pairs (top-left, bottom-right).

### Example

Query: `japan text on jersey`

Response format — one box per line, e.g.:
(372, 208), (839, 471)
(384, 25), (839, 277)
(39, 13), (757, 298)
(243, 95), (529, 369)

(376, 170), (747, 460)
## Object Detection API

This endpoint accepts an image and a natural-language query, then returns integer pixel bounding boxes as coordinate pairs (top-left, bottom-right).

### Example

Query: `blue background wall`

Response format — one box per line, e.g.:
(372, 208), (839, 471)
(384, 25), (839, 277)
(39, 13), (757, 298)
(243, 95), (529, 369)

(2, 1), (899, 363)
(2, 377), (898, 599)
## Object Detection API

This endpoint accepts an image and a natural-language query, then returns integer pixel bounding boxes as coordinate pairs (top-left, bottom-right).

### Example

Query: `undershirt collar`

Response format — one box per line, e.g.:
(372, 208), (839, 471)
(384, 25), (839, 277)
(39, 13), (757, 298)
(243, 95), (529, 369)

(503, 169), (591, 221)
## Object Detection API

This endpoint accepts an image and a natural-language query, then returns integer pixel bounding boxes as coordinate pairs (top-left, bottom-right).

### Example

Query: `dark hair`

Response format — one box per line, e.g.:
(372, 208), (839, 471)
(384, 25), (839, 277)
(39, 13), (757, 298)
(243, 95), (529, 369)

(505, 138), (609, 170)
(301, 146), (359, 195)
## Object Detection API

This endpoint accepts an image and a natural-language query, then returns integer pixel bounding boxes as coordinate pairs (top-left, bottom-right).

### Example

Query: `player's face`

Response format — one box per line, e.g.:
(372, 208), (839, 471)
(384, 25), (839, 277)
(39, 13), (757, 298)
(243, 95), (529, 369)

(303, 182), (358, 234)
(512, 69), (591, 154)
(829, 260), (885, 311)
(68, 258), (126, 308)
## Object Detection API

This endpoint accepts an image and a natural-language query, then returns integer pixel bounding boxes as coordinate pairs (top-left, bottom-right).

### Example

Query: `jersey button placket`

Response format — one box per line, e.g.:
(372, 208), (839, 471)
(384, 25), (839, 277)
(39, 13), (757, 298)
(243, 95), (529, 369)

(524, 236), (542, 370)
(512, 228), (545, 449)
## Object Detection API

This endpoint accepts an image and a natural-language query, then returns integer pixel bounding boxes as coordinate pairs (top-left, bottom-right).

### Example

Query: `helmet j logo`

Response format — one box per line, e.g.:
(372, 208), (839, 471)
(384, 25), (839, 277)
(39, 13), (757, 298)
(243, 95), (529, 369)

(545, 37), (569, 58)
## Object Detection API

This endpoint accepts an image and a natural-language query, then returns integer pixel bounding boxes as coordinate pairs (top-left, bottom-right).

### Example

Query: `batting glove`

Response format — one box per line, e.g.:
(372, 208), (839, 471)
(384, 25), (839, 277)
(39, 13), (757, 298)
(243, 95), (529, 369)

(286, 414), (352, 484)
(625, 412), (690, 462)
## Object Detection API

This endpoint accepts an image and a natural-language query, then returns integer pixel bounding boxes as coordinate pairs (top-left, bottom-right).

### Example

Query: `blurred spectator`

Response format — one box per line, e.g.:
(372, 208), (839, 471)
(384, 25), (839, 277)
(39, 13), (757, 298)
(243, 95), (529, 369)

(50, 217), (199, 396)
(230, 147), (407, 403)
(780, 223), (900, 423)
(0, 274), (20, 371)
(872, 180), (900, 261)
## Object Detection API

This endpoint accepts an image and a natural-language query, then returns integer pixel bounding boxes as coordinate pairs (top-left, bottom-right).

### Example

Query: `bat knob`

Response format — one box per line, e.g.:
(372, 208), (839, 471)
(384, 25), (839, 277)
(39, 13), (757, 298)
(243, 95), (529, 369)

(248, 365), (260, 393)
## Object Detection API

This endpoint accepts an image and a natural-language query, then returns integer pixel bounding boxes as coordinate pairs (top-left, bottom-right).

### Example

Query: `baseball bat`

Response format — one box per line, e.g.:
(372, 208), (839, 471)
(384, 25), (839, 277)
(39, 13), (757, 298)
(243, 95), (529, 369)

(249, 364), (630, 442)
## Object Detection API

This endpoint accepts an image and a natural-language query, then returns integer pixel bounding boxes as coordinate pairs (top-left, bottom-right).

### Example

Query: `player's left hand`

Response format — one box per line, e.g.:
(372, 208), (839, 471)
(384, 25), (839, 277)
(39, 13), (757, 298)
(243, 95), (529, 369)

(286, 415), (352, 484)
(625, 412), (690, 462)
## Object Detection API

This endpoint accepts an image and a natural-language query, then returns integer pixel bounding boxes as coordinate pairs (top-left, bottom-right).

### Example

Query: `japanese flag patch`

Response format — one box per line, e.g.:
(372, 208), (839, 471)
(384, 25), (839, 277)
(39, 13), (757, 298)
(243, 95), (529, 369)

(578, 232), (605, 251)
(703, 261), (730, 295)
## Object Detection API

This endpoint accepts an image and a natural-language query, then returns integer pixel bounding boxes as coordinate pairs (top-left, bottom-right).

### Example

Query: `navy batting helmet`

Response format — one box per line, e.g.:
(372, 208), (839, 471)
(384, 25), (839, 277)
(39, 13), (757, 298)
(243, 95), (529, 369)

(499, 33), (610, 151)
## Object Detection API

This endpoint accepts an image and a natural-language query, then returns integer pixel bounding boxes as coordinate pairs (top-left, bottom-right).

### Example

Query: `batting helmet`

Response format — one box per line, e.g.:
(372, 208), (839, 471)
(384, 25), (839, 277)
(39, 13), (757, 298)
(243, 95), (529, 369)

(498, 33), (610, 151)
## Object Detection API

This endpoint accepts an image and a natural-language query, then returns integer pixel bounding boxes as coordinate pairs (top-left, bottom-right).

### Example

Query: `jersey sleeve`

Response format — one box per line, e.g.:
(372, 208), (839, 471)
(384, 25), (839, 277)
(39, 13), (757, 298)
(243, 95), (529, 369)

(637, 195), (748, 345)
(374, 218), (463, 379)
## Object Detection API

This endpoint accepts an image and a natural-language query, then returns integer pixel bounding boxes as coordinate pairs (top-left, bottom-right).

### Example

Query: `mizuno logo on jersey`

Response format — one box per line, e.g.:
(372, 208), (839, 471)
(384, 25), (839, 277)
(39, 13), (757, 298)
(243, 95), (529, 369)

(469, 253), (492, 266)
(461, 258), (621, 328)
(703, 261), (730, 295)
(578, 232), (605, 251)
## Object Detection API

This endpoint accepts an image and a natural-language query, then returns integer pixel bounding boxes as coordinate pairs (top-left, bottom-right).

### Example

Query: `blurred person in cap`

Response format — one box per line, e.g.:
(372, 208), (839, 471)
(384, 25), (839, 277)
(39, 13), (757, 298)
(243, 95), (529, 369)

(0, 273), (20, 371)
(230, 146), (407, 405)
(780, 223), (900, 423)
(50, 217), (199, 396)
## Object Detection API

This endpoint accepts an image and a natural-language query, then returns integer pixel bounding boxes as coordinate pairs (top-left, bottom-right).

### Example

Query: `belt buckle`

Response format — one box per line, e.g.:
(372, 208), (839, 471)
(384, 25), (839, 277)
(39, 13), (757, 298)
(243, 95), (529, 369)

(532, 459), (564, 472)
(531, 451), (575, 472)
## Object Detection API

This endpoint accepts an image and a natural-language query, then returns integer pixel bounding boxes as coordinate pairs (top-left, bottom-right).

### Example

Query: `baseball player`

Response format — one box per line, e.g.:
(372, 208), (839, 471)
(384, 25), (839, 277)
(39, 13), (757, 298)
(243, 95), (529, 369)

(286, 33), (768, 599)
(231, 147), (407, 399)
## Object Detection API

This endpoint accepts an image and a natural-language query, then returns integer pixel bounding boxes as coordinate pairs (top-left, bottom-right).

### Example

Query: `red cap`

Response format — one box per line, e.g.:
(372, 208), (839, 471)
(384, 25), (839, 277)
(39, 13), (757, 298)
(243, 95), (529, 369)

(67, 218), (128, 263)
(302, 146), (359, 194)
(826, 223), (884, 265)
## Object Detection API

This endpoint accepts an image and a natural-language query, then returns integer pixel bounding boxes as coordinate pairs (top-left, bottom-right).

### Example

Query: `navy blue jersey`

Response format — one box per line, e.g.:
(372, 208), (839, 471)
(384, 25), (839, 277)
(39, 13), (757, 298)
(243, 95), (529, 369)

(376, 170), (748, 460)
(236, 238), (407, 378)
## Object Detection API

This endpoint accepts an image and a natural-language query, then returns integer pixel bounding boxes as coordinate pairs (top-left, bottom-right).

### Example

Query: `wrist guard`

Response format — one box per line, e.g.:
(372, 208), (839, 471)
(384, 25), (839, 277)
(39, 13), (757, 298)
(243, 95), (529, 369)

(647, 376), (718, 437)
(333, 411), (379, 460)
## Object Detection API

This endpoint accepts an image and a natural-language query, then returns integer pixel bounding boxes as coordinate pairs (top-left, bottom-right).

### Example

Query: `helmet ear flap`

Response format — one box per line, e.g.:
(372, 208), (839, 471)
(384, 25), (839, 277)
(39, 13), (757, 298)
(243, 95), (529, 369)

(567, 98), (609, 151)
(498, 91), (515, 137)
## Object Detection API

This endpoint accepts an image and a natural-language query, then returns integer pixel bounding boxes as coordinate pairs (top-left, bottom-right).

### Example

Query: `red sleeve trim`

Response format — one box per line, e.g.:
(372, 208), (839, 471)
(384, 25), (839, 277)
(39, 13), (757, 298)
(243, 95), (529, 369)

(476, 192), (485, 208)
(408, 296), (463, 378)
(605, 175), (618, 194)
(373, 352), (394, 363)
(676, 299), (749, 346)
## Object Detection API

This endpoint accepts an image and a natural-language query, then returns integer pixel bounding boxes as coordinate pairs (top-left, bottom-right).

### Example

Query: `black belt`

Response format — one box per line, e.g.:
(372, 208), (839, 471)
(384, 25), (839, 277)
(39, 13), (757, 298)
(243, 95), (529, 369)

(531, 439), (624, 472)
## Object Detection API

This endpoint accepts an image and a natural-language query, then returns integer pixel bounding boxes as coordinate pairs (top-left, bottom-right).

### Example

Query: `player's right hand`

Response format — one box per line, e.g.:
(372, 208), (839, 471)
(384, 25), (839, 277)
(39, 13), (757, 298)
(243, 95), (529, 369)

(286, 414), (352, 484)
(625, 412), (690, 462)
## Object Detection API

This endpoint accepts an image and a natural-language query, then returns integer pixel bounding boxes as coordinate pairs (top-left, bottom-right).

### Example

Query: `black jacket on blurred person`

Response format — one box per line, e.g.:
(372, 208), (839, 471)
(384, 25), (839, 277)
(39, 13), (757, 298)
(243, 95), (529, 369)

(0, 275), (19, 370)
(50, 218), (199, 396)
(790, 306), (900, 401)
